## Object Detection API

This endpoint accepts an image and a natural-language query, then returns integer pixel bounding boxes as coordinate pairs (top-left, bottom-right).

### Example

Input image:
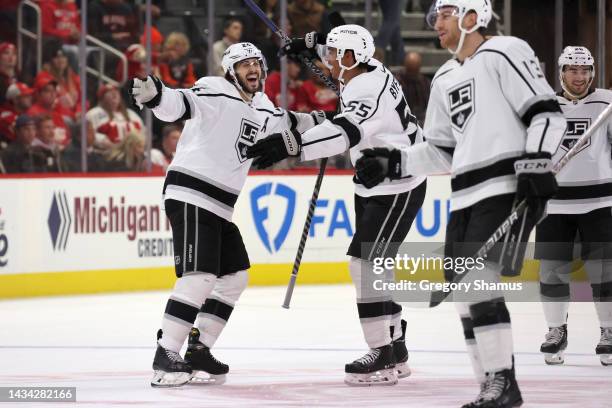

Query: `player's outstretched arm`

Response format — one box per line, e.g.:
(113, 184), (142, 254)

(354, 141), (452, 188)
(129, 75), (192, 122)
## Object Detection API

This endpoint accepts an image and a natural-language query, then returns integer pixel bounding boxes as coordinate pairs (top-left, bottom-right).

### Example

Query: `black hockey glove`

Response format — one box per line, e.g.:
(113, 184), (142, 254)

(246, 129), (302, 169)
(129, 75), (163, 110)
(279, 32), (324, 57)
(355, 148), (402, 189)
(514, 152), (558, 222)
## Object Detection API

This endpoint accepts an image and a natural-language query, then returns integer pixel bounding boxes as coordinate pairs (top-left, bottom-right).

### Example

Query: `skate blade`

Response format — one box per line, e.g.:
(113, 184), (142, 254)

(189, 370), (226, 385)
(395, 361), (411, 379)
(544, 352), (565, 365)
(344, 368), (398, 387)
(599, 354), (612, 366)
(150, 370), (191, 387)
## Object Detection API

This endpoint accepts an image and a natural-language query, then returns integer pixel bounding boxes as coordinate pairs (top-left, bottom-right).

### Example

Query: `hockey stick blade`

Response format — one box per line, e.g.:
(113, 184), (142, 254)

(426, 101), (612, 308)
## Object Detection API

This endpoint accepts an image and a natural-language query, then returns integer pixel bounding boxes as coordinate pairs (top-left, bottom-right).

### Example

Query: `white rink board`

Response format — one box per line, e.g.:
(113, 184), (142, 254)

(0, 174), (451, 276)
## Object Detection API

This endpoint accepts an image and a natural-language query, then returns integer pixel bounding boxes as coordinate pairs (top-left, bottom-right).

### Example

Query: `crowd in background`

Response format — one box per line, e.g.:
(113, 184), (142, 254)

(0, 0), (433, 175)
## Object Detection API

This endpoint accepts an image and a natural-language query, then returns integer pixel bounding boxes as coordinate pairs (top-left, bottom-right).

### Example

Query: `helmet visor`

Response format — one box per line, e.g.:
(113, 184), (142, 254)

(426, 5), (460, 29)
(316, 45), (337, 70)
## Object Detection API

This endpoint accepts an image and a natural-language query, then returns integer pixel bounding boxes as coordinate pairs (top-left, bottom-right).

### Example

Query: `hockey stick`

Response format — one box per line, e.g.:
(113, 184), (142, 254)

(242, 0), (344, 308)
(428, 102), (612, 307)
(242, 0), (340, 95)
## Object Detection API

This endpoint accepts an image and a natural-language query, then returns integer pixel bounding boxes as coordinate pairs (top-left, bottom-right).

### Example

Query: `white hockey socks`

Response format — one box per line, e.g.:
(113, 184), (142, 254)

(349, 257), (393, 348)
(195, 270), (249, 347)
(159, 273), (217, 353)
(539, 260), (572, 327)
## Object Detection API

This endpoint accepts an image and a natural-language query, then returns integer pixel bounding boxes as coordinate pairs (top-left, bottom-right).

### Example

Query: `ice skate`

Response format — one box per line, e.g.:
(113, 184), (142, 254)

(151, 329), (192, 388)
(392, 319), (411, 378)
(344, 344), (397, 386)
(185, 328), (228, 384)
(461, 368), (523, 408)
(596, 327), (612, 366)
(540, 325), (567, 365)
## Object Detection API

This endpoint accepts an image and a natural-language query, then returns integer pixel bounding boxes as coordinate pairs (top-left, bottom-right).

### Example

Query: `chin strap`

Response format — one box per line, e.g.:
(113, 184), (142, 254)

(560, 72), (594, 100)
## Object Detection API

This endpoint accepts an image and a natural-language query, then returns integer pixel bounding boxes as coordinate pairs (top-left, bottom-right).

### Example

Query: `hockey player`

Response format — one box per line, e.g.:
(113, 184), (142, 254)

(536, 46), (612, 366)
(246, 24), (426, 386)
(129, 42), (326, 387)
(352, 1), (567, 406)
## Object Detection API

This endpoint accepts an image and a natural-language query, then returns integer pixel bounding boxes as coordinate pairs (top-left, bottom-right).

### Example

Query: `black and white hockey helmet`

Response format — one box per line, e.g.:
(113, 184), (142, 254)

(222, 42), (268, 93)
(558, 46), (595, 98)
(426, 0), (492, 55)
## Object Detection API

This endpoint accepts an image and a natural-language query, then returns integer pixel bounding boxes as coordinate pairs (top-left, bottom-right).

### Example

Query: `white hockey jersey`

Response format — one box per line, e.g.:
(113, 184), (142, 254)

(397, 36), (567, 211)
(299, 59), (426, 197)
(151, 76), (318, 220)
(546, 88), (612, 214)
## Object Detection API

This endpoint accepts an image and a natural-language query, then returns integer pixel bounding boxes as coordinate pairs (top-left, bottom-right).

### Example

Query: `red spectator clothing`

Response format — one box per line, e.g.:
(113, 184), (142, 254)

(0, 0), (20, 11)
(88, 0), (139, 51)
(86, 106), (144, 148)
(158, 59), (197, 89)
(301, 80), (338, 112)
(0, 102), (17, 143)
(54, 71), (82, 120)
(0, 72), (17, 106)
(27, 103), (71, 147)
(39, 0), (80, 44)
(264, 71), (309, 112)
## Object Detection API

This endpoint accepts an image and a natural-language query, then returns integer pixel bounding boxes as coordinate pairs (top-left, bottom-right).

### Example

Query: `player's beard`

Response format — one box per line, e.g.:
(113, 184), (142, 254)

(236, 73), (262, 95)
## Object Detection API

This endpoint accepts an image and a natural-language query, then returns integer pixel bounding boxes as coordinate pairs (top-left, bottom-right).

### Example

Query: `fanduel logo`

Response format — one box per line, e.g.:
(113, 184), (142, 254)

(250, 183), (296, 253)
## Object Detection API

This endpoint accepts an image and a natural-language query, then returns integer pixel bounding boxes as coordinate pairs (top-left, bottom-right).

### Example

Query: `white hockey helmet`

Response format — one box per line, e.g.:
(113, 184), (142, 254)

(558, 46), (595, 98)
(317, 24), (374, 83)
(426, 0), (492, 55)
(222, 42), (267, 93)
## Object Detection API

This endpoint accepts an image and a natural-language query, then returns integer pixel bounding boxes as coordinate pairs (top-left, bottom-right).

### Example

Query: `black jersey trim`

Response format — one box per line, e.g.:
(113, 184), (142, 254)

(255, 107), (285, 117)
(431, 66), (455, 88)
(473, 49), (536, 95)
(302, 133), (343, 147)
(358, 73), (390, 124)
(163, 170), (239, 207)
(332, 116), (361, 147)
(554, 182), (612, 200)
(537, 118), (550, 152)
(521, 99), (562, 127)
(451, 156), (518, 192)
(179, 92), (191, 121)
(584, 101), (611, 105)
(287, 111), (298, 130)
(434, 144), (455, 158)
(193, 92), (244, 103)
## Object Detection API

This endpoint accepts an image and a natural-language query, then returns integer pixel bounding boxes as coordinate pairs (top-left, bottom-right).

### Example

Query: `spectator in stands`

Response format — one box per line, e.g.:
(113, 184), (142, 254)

(265, 57), (308, 111)
(375, 0), (406, 66)
(62, 121), (107, 172)
(88, 0), (139, 51)
(86, 83), (143, 150)
(396, 51), (430, 124)
(159, 33), (197, 88)
(252, 0), (278, 41)
(30, 114), (66, 172)
(140, 25), (164, 67)
(212, 17), (243, 76)
(40, 0), (80, 44)
(28, 72), (71, 149)
(103, 128), (146, 172)
(0, 42), (17, 106)
(301, 59), (338, 112)
(151, 124), (180, 172)
(287, 0), (328, 37)
(1, 114), (39, 173)
(0, 82), (33, 147)
(41, 41), (81, 123)
(117, 44), (149, 84)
